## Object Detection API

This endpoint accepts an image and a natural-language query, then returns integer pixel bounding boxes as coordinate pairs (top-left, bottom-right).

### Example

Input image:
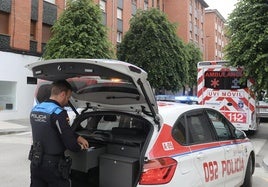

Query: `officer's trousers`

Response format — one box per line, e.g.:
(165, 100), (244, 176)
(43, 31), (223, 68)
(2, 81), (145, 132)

(30, 162), (70, 187)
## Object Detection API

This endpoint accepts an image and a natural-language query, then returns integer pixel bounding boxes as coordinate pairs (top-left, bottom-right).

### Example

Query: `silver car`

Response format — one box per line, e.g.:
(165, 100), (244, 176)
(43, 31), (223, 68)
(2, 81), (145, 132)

(257, 97), (268, 119)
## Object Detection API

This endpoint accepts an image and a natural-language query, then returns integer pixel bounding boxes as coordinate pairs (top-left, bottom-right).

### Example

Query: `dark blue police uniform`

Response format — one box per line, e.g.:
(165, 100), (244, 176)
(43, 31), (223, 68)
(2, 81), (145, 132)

(29, 99), (81, 187)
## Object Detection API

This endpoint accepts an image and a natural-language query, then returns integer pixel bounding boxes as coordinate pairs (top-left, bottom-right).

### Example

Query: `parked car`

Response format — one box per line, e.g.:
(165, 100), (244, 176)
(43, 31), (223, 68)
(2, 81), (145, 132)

(155, 95), (176, 102)
(174, 95), (198, 104)
(26, 59), (255, 187)
(257, 97), (268, 120)
(156, 95), (198, 104)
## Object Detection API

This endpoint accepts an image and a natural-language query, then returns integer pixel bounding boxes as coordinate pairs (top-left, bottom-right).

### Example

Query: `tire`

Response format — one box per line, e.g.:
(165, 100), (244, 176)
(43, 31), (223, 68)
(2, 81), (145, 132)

(241, 155), (253, 187)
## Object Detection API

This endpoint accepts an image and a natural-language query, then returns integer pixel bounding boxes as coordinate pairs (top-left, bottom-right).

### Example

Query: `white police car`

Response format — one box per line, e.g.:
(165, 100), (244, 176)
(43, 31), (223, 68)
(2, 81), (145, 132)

(26, 59), (255, 187)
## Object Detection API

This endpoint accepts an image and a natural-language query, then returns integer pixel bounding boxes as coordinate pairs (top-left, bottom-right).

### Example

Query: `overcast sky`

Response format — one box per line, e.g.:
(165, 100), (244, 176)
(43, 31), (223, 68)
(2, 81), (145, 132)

(205, 0), (238, 19)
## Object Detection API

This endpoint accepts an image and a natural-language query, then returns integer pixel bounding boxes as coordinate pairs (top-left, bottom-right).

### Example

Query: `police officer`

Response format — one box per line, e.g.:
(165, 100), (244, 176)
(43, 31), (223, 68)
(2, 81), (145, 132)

(29, 80), (89, 187)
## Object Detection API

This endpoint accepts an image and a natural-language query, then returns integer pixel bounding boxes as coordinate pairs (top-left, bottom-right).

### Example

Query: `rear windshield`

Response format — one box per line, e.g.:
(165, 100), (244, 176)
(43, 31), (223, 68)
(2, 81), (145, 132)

(204, 70), (247, 90)
(68, 77), (138, 95)
(36, 76), (139, 101)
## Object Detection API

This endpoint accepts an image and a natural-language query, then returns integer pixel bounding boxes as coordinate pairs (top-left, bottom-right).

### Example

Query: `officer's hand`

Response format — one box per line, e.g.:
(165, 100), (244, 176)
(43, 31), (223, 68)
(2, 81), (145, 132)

(77, 136), (89, 150)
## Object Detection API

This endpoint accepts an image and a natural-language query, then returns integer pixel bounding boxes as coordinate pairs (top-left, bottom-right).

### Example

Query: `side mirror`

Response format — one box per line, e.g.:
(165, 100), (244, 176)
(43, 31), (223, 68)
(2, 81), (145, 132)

(235, 129), (247, 139)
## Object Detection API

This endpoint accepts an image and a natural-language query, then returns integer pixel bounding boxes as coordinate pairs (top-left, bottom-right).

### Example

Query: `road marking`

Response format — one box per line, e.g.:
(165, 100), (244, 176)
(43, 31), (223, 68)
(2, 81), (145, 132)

(16, 131), (32, 136)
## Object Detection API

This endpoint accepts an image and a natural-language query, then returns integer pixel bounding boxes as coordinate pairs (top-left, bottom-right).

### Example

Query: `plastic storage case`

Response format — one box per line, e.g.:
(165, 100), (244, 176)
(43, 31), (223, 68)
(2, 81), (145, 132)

(99, 153), (139, 187)
(66, 146), (106, 172)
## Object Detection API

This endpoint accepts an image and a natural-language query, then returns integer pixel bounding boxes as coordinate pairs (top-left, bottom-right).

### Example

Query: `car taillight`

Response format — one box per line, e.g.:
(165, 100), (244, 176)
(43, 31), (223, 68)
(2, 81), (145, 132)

(139, 157), (177, 185)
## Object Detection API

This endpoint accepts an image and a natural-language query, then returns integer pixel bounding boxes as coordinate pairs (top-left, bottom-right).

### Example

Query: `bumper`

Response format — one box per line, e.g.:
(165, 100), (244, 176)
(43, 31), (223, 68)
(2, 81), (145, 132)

(257, 113), (268, 118)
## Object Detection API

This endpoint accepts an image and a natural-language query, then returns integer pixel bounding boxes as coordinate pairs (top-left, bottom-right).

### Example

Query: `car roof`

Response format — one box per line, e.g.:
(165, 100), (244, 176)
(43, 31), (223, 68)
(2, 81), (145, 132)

(157, 101), (213, 126)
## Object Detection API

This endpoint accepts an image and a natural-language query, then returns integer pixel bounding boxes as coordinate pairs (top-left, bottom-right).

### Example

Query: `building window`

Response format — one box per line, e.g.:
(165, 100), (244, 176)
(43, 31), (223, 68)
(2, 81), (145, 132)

(0, 11), (9, 35)
(30, 20), (37, 40)
(0, 81), (16, 111)
(100, 0), (106, 12)
(190, 31), (193, 39)
(44, 0), (55, 4)
(132, 0), (137, 5)
(42, 24), (52, 43)
(117, 31), (122, 43)
(117, 8), (122, 20)
(157, 0), (160, 9)
(144, 0), (148, 10)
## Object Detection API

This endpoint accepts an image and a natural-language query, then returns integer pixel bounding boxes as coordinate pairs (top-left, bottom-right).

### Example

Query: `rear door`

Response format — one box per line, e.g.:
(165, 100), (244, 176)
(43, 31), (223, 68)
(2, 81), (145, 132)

(198, 62), (250, 131)
(185, 109), (226, 186)
(205, 109), (245, 186)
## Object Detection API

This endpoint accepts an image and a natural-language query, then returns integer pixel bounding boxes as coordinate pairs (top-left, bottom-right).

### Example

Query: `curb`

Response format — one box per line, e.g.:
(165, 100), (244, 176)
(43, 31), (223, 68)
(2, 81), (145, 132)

(0, 119), (30, 135)
(0, 128), (29, 135)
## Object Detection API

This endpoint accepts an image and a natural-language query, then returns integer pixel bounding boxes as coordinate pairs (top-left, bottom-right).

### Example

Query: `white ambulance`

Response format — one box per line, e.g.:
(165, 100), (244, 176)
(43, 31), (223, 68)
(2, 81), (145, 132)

(197, 61), (259, 132)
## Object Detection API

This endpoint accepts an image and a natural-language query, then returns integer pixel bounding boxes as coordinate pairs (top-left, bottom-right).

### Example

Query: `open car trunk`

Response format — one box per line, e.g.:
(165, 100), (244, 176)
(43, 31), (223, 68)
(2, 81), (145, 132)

(26, 59), (159, 187)
(66, 111), (153, 187)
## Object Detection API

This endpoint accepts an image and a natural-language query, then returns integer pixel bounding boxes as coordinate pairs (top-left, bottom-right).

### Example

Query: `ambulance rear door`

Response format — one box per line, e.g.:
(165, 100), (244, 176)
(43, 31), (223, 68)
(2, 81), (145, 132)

(197, 61), (250, 131)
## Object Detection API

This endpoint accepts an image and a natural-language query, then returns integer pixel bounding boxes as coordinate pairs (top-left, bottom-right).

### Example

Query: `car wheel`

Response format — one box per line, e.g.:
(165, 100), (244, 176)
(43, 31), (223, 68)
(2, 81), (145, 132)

(241, 155), (253, 187)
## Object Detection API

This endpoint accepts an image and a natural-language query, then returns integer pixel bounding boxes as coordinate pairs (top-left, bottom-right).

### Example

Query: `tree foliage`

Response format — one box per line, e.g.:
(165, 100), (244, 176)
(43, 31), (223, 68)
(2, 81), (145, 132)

(185, 42), (202, 88)
(42, 0), (114, 59)
(225, 0), (268, 93)
(117, 8), (189, 92)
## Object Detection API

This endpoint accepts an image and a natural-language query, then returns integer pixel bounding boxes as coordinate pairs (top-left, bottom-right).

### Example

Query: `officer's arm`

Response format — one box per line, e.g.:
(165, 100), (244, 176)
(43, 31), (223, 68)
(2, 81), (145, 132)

(56, 111), (85, 152)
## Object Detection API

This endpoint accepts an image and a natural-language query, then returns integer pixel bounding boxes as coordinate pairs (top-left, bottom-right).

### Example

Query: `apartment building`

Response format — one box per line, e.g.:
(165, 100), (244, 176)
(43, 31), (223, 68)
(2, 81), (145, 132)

(0, 0), (226, 120)
(95, 0), (164, 46)
(97, 0), (209, 55)
(0, 0), (65, 120)
(163, 0), (208, 59)
(204, 9), (227, 60)
(0, 0), (164, 120)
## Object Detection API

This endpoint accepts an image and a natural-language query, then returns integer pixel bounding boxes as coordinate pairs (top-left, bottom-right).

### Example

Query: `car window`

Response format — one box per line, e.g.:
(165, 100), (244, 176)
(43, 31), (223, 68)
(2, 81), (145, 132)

(206, 109), (233, 140)
(97, 115), (120, 130)
(186, 112), (215, 144)
(74, 113), (148, 133)
(68, 77), (138, 95)
(172, 117), (186, 145)
(172, 110), (215, 145)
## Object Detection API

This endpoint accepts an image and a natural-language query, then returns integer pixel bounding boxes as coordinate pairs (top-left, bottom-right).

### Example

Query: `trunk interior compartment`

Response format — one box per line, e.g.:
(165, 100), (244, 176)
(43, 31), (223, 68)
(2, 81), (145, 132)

(66, 112), (153, 187)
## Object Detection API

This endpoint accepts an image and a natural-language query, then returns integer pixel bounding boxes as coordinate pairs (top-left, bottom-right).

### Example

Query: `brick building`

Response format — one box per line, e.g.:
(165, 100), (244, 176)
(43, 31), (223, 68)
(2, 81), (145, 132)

(94, 0), (165, 46)
(97, 0), (210, 58)
(163, 0), (208, 59)
(0, 0), (226, 120)
(0, 0), (65, 120)
(204, 9), (227, 60)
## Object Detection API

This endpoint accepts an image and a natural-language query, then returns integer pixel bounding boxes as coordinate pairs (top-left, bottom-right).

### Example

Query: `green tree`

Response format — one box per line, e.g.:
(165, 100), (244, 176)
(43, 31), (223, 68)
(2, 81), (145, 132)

(42, 0), (114, 59)
(225, 0), (268, 93)
(117, 8), (189, 92)
(185, 42), (202, 95)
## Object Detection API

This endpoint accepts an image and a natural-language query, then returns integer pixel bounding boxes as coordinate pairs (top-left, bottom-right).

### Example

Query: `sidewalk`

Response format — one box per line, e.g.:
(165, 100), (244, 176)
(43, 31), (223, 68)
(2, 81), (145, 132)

(0, 118), (30, 135)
